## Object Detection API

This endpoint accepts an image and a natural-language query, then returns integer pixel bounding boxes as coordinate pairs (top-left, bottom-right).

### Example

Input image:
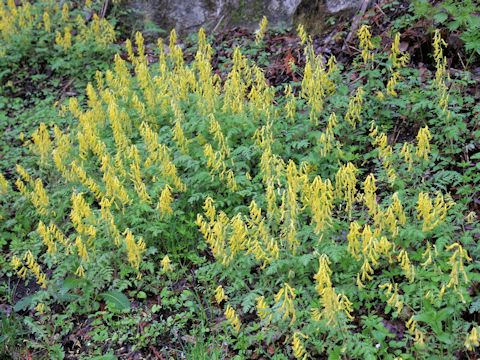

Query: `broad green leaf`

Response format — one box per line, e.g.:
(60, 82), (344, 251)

(100, 291), (131, 312)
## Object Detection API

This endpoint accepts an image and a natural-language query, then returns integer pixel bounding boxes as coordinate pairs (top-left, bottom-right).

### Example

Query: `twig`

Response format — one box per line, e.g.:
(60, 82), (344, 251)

(100, 0), (109, 19)
(457, 51), (466, 71)
(342, 0), (372, 51)
(212, 14), (225, 33)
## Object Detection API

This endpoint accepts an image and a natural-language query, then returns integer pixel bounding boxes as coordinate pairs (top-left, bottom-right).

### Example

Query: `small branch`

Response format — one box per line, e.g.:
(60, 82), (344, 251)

(100, 0), (109, 19)
(342, 0), (372, 52)
(212, 14), (225, 33)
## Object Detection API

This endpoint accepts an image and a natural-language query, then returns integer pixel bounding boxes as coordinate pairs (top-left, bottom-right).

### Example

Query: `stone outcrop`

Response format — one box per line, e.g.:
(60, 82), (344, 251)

(122, 0), (362, 35)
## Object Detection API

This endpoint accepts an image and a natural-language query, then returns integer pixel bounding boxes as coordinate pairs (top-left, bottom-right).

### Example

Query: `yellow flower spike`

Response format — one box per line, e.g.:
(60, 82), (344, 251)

(310, 177), (334, 233)
(225, 304), (241, 333)
(375, 236), (394, 263)
(42, 11), (51, 33)
(292, 332), (308, 360)
(284, 85), (296, 121)
(23, 251), (47, 288)
(360, 258), (374, 283)
(386, 71), (400, 96)
(318, 286), (354, 326)
(157, 185), (174, 218)
(390, 33), (409, 69)
(274, 283), (297, 324)
(46, 223), (68, 249)
(203, 196), (216, 224)
(248, 200), (263, 227)
(214, 285), (227, 304)
(363, 174), (378, 218)
(0, 173), (9, 194)
(405, 316), (426, 347)
(35, 303), (46, 315)
(314, 254), (332, 295)
(124, 229), (145, 272)
(10, 255), (22, 271)
(466, 211), (477, 224)
(465, 327), (480, 351)
(297, 24), (309, 45)
(347, 221), (362, 259)
(446, 243), (472, 291)
(75, 264), (85, 278)
(417, 192), (451, 231)
(135, 31), (146, 65)
(380, 282), (403, 316)
(416, 126), (432, 161)
(32, 122), (52, 164)
(256, 296), (272, 322)
(357, 25), (375, 64)
(160, 255), (173, 273)
(30, 179), (50, 216)
(345, 87), (364, 128)
(71, 162), (104, 201)
(37, 221), (56, 255)
(71, 193), (96, 237)
(432, 30), (450, 114)
(391, 193), (406, 225)
(335, 162), (358, 218)
(397, 249), (415, 283)
(421, 242), (434, 268)
(229, 214), (247, 257)
(61, 3), (69, 21)
(75, 236), (89, 261)
(255, 16), (268, 44)
(382, 207), (398, 236)
(209, 114), (230, 158)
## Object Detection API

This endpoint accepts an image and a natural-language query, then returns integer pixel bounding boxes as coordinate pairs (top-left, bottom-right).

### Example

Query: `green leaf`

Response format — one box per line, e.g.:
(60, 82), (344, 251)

(13, 295), (35, 312)
(100, 291), (131, 312)
(433, 12), (448, 23)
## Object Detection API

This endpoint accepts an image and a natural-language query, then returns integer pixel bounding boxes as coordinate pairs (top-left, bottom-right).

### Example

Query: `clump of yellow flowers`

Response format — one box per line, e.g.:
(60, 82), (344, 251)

(5, 12), (475, 358)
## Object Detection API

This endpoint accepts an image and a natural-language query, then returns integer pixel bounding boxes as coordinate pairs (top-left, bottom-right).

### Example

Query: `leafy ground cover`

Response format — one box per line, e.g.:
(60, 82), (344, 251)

(1, 1), (480, 359)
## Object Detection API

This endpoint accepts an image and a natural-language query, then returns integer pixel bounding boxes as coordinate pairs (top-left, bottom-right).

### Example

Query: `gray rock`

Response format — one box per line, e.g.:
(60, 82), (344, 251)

(121, 0), (362, 35)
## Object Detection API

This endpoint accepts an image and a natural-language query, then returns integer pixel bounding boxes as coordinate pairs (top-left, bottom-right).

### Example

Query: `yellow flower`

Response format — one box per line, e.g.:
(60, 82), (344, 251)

(75, 264), (85, 278)
(256, 295), (272, 322)
(214, 285), (227, 304)
(347, 221), (361, 259)
(225, 304), (241, 333)
(0, 173), (9, 194)
(297, 24), (309, 45)
(416, 126), (432, 161)
(406, 316), (425, 347)
(389, 33), (409, 69)
(35, 303), (46, 314)
(345, 87), (364, 128)
(379, 282), (403, 316)
(465, 327), (480, 351)
(255, 16), (268, 44)
(446, 242), (472, 291)
(292, 332), (308, 360)
(357, 25), (375, 64)
(161, 255), (173, 273)
(23, 251), (47, 288)
(314, 254), (332, 295)
(42, 11), (51, 32)
(309, 177), (334, 233)
(397, 249), (415, 283)
(386, 71), (400, 96)
(124, 229), (145, 272)
(274, 283), (296, 323)
(335, 162), (358, 217)
(417, 192), (452, 231)
(466, 211), (477, 224)
(157, 185), (174, 218)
